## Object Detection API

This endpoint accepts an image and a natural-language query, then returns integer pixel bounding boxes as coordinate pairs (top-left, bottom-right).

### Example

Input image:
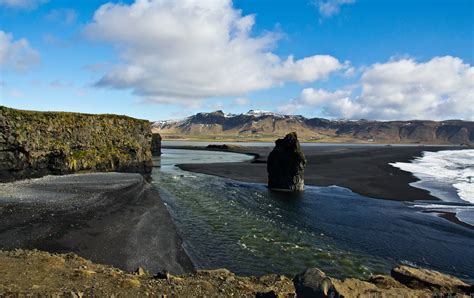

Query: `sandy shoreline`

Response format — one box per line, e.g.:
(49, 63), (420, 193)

(174, 145), (461, 201)
(0, 172), (194, 275)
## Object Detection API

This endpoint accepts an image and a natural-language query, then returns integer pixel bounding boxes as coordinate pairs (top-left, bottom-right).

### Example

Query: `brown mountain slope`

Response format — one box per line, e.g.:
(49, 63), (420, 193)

(152, 110), (474, 144)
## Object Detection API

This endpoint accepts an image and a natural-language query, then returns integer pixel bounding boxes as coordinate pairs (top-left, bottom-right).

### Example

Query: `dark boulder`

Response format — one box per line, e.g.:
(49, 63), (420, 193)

(267, 132), (306, 191)
(151, 133), (162, 156)
(293, 268), (340, 297)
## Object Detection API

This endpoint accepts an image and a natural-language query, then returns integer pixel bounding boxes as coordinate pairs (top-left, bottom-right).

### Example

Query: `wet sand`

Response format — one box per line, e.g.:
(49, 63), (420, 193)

(0, 172), (194, 275)
(175, 145), (460, 201)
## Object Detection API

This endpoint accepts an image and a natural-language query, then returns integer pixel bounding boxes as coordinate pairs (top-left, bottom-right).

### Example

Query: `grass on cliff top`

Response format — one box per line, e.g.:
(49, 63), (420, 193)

(0, 105), (150, 123)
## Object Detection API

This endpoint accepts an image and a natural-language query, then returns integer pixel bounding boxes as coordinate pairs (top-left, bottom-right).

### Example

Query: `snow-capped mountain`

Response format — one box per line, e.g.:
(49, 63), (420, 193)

(152, 110), (474, 144)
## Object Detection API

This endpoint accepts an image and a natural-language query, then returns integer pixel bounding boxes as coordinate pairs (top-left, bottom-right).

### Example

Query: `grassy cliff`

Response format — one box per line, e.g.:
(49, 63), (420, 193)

(0, 106), (153, 182)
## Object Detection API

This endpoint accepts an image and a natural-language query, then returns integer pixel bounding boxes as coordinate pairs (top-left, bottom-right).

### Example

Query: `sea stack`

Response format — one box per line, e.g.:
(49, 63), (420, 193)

(267, 132), (306, 192)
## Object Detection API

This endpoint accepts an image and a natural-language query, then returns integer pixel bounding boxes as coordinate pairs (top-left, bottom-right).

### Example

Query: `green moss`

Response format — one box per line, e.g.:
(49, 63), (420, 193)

(71, 150), (87, 159)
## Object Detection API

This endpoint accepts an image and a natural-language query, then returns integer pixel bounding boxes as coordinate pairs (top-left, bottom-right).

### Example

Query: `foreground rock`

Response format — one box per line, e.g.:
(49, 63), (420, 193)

(0, 106), (153, 182)
(391, 265), (472, 293)
(0, 250), (472, 297)
(0, 250), (295, 297)
(267, 132), (306, 191)
(294, 267), (472, 297)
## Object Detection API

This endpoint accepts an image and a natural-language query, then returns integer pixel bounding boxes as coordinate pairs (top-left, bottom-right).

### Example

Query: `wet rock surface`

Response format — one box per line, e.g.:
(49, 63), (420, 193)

(0, 106), (153, 182)
(267, 132), (306, 191)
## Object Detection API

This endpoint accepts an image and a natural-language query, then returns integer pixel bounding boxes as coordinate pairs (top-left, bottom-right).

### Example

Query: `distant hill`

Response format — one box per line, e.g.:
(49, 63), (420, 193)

(152, 110), (474, 144)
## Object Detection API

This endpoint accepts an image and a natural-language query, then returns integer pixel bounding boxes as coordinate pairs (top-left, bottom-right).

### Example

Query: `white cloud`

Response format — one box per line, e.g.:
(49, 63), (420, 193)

(271, 55), (344, 83)
(85, 0), (345, 105)
(313, 0), (355, 18)
(281, 56), (474, 120)
(0, 30), (40, 72)
(0, 0), (47, 10)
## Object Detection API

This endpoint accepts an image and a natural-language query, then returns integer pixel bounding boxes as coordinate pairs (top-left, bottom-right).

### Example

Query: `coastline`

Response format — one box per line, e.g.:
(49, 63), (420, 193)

(174, 145), (460, 201)
(170, 144), (474, 230)
(1, 146), (473, 296)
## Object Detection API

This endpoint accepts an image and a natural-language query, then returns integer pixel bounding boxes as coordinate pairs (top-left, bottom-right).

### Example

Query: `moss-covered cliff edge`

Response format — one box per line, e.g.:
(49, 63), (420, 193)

(0, 106), (153, 182)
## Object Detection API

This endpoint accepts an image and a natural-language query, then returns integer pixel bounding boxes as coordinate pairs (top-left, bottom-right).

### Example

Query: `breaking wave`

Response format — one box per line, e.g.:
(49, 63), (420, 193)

(391, 149), (474, 204)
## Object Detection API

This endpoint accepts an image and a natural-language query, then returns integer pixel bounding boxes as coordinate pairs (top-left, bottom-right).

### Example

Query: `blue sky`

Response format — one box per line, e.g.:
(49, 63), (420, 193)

(0, 0), (472, 121)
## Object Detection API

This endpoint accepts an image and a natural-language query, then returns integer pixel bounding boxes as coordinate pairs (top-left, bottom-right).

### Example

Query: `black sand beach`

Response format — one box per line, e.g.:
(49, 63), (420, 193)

(176, 145), (460, 201)
(0, 173), (194, 275)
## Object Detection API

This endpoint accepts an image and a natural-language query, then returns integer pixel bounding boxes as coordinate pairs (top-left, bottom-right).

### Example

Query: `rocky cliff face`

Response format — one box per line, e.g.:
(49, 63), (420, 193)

(267, 132), (306, 191)
(0, 106), (153, 182)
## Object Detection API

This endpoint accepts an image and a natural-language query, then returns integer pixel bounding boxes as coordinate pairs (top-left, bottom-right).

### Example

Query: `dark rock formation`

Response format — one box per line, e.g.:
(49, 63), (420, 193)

(206, 144), (246, 152)
(0, 106), (153, 182)
(267, 132), (306, 191)
(151, 133), (162, 156)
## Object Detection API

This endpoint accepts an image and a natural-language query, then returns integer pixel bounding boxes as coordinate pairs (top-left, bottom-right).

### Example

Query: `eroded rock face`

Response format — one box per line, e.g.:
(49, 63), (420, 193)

(0, 106), (153, 182)
(267, 132), (306, 191)
(151, 133), (162, 156)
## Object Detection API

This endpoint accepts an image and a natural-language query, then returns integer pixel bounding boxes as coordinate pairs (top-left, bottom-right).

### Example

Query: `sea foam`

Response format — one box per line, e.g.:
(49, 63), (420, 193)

(391, 149), (474, 204)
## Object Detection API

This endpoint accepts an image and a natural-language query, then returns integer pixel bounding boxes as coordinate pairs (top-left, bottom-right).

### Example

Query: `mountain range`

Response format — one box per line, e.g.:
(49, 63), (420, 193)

(152, 110), (474, 145)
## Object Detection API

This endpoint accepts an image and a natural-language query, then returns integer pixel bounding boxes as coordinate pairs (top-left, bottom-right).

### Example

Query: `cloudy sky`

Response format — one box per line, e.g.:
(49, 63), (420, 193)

(0, 0), (472, 121)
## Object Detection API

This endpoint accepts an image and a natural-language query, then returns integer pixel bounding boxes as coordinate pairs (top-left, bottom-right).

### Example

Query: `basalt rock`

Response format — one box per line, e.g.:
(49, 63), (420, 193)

(151, 133), (162, 156)
(267, 132), (306, 191)
(0, 106), (153, 182)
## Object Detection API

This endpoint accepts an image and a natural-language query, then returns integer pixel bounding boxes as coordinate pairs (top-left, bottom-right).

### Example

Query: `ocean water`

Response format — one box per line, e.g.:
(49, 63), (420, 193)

(391, 149), (474, 226)
(151, 149), (474, 282)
